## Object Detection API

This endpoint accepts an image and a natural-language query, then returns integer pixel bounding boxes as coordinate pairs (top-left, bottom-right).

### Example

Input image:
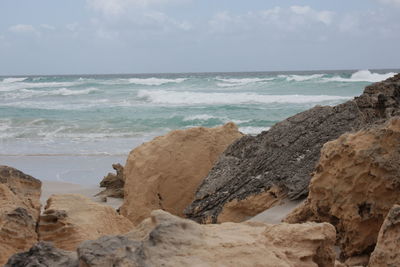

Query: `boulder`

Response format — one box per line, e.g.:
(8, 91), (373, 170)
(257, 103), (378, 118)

(4, 242), (78, 267)
(39, 194), (133, 251)
(0, 166), (42, 266)
(96, 163), (124, 199)
(77, 210), (336, 267)
(285, 118), (400, 259)
(120, 123), (243, 225)
(369, 204), (400, 266)
(185, 74), (400, 223)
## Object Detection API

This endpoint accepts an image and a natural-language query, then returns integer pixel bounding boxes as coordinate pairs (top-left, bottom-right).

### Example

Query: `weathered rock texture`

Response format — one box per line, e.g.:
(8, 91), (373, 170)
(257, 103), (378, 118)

(186, 74), (400, 223)
(0, 166), (42, 266)
(96, 163), (124, 199)
(4, 242), (78, 267)
(120, 123), (243, 225)
(39, 194), (133, 251)
(285, 117), (400, 259)
(77, 210), (336, 267)
(369, 204), (400, 266)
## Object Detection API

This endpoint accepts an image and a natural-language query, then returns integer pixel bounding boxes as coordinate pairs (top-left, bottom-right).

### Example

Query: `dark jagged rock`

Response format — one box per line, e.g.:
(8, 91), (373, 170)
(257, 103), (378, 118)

(185, 74), (400, 223)
(96, 163), (124, 199)
(4, 242), (78, 267)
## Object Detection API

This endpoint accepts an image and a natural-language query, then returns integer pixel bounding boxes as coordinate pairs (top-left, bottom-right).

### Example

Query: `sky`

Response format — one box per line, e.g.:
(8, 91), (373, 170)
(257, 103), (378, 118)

(0, 0), (399, 75)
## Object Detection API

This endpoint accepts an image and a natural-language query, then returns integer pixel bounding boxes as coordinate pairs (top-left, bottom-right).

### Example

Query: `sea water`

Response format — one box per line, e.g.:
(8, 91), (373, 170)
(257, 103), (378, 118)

(0, 69), (398, 184)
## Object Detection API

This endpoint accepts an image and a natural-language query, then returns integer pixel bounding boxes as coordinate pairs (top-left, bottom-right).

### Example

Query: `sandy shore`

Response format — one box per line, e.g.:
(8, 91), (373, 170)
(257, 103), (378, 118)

(249, 199), (304, 224)
(40, 180), (123, 210)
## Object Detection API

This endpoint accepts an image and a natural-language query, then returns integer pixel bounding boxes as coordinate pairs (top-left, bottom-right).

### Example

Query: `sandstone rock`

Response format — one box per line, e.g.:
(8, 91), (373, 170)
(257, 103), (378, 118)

(78, 210), (336, 267)
(4, 242), (78, 267)
(0, 166), (42, 266)
(285, 118), (400, 259)
(96, 163), (124, 199)
(369, 204), (400, 266)
(39, 194), (133, 251)
(120, 123), (243, 225)
(186, 74), (400, 223)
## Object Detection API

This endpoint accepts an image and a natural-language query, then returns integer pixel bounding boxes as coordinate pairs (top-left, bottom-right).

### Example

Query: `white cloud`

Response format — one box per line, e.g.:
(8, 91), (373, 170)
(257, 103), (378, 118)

(8, 24), (39, 35)
(290, 5), (334, 25)
(66, 23), (79, 31)
(40, 24), (56, 30)
(377, 0), (400, 6)
(87, 0), (189, 16)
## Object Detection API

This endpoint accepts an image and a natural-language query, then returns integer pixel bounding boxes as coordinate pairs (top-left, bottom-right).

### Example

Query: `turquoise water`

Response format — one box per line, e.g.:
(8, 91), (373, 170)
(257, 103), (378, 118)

(0, 69), (398, 156)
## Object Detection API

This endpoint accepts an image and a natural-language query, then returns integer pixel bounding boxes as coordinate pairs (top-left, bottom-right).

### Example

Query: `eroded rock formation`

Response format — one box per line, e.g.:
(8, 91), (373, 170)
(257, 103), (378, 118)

(96, 163), (124, 199)
(4, 242), (78, 267)
(369, 204), (400, 266)
(77, 210), (336, 267)
(0, 166), (42, 266)
(285, 117), (400, 259)
(39, 194), (133, 251)
(120, 122), (243, 225)
(186, 74), (400, 223)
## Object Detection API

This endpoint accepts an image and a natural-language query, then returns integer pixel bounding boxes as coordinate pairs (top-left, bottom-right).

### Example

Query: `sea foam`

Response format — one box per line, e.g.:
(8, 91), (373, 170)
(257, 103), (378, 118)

(127, 78), (187, 86)
(137, 90), (350, 105)
(324, 70), (397, 83)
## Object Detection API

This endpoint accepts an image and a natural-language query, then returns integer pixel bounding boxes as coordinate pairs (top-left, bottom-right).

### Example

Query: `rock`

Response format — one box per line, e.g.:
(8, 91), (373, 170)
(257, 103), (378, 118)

(4, 242), (78, 267)
(120, 123), (243, 225)
(0, 166), (42, 266)
(96, 163), (124, 199)
(284, 118), (400, 259)
(39, 194), (133, 251)
(77, 210), (336, 267)
(369, 204), (400, 266)
(185, 74), (400, 223)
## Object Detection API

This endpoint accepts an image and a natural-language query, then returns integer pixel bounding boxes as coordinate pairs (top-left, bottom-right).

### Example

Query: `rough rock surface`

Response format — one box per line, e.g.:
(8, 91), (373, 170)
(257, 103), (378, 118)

(285, 118), (400, 259)
(96, 163), (124, 199)
(120, 123), (243, 225)
(0, 166), (42, 266)
(369, 204), (400, 266)
(4, 242), (78, 267)
(39, 194), (133, 251)
(186, 74), (400, 223)
(77, 210), (336, 267)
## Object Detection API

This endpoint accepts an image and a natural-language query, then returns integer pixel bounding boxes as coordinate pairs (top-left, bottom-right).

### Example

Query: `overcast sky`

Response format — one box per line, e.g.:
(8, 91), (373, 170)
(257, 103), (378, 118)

(1, 0), (399, 75)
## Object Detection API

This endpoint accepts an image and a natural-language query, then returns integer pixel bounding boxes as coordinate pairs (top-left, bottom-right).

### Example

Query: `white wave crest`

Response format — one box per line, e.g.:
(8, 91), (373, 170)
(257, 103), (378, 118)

(127, 78), (187, 86)
(239, 126), (270, 135)
(51, 87), (99, 96)
(5, 87), (99, 99)
(324, 70), (397, 83)
(137, 90), (350, 105)
(216, 77), (273, 87)
(183, 114), (218, 121)
(1, 77), (28, 83)
(280, 74), (324, 82)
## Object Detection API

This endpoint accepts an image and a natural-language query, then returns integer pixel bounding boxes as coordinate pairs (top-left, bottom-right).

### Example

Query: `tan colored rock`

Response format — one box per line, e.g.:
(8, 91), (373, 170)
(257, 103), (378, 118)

(285, 118), (400, 259)
(120, 123), (243, 225)
(217, 185), (287, 223)
(369, 204), (400, 267)
(78, 210), (337, 267)
(39, 194), (133, 251)
(0, 166), (42, 266)
(96, 163), (124, 199)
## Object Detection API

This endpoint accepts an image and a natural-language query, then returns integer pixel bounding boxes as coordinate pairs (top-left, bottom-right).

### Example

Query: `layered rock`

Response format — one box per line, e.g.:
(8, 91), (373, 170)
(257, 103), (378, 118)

(77, 210), (336, 267)
(186, 74), (400, 223)
(285, 117), (400, 259)
(39, 194), (133, 251)
(0, 166), (42, 266)
(96, 163), (124, 199)
(120, 123), (243, 225)
(4, 242), (78, 267)
(369, 204), (400, 266)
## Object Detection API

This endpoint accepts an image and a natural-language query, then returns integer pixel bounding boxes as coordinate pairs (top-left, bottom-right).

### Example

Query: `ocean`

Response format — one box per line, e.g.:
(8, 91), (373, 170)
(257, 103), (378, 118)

(0, 69), (398, 184)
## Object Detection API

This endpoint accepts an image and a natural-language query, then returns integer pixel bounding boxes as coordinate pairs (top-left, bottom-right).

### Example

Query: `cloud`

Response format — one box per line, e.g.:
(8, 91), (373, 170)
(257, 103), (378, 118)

(40, 24), (56, 30)
(377, 0), (400, 6)
(290, 5), (334, 25)
(8, 24), (39, 35)
(87, 0), (189, 16)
